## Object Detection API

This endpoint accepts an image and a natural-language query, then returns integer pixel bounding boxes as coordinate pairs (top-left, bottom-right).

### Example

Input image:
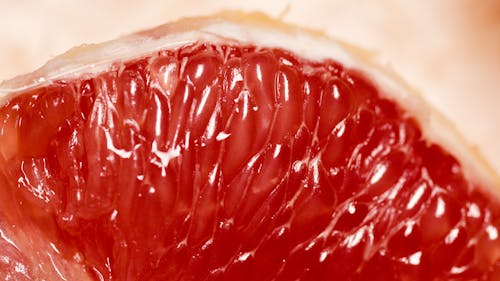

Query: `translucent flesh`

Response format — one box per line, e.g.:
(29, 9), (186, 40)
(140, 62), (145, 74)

(1, 43), (500, 280)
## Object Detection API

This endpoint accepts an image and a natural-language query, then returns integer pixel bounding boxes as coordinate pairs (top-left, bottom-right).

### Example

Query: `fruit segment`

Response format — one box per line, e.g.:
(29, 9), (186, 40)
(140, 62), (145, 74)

(0, 43), (500, 280)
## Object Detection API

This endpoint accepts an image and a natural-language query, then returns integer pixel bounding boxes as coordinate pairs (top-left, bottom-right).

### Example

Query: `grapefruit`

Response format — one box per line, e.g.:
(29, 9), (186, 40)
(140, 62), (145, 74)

(0, 12), (499, 280)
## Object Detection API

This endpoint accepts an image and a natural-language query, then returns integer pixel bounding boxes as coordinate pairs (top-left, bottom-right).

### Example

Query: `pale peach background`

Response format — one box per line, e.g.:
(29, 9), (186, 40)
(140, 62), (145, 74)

(0, 0), (499, 174)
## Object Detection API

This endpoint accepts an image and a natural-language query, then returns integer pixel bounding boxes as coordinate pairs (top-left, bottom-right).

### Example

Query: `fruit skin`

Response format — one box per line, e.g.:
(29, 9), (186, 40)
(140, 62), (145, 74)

(1, 40), (500, 280)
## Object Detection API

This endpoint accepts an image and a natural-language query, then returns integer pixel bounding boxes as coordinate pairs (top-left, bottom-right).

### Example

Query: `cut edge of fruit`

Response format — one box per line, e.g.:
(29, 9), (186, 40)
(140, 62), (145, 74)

(0, 11), (498, 195)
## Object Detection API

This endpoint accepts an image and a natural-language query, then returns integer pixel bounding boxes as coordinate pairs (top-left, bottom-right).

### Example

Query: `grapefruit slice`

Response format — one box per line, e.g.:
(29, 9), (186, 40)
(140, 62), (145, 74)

(0, 12), (499, 280)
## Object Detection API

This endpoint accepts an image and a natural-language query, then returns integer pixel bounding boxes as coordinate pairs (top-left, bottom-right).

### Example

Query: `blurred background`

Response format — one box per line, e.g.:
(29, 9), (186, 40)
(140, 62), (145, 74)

(0, 0), (499, 175)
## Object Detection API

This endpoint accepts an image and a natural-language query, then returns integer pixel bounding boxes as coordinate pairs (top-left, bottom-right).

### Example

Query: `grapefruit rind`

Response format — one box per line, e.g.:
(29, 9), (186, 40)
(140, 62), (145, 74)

(0, 12), (497, 196)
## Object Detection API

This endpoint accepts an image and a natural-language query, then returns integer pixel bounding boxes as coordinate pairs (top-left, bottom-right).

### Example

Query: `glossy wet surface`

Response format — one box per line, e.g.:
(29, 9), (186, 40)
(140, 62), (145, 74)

(0, 43), (499, 280)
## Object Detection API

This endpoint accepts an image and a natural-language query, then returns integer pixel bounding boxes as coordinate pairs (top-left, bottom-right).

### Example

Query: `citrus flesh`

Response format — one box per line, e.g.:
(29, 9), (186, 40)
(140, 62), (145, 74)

(0, 42), (499, 281)
(1, 15), (500, 281)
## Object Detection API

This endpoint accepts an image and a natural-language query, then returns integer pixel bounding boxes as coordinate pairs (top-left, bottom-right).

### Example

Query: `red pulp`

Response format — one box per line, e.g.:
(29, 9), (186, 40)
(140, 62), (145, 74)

(0, 43), (499, 280)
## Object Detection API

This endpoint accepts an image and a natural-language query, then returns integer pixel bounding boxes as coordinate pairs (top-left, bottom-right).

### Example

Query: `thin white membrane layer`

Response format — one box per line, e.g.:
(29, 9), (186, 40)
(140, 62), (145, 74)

(0, 14), (498, 194)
